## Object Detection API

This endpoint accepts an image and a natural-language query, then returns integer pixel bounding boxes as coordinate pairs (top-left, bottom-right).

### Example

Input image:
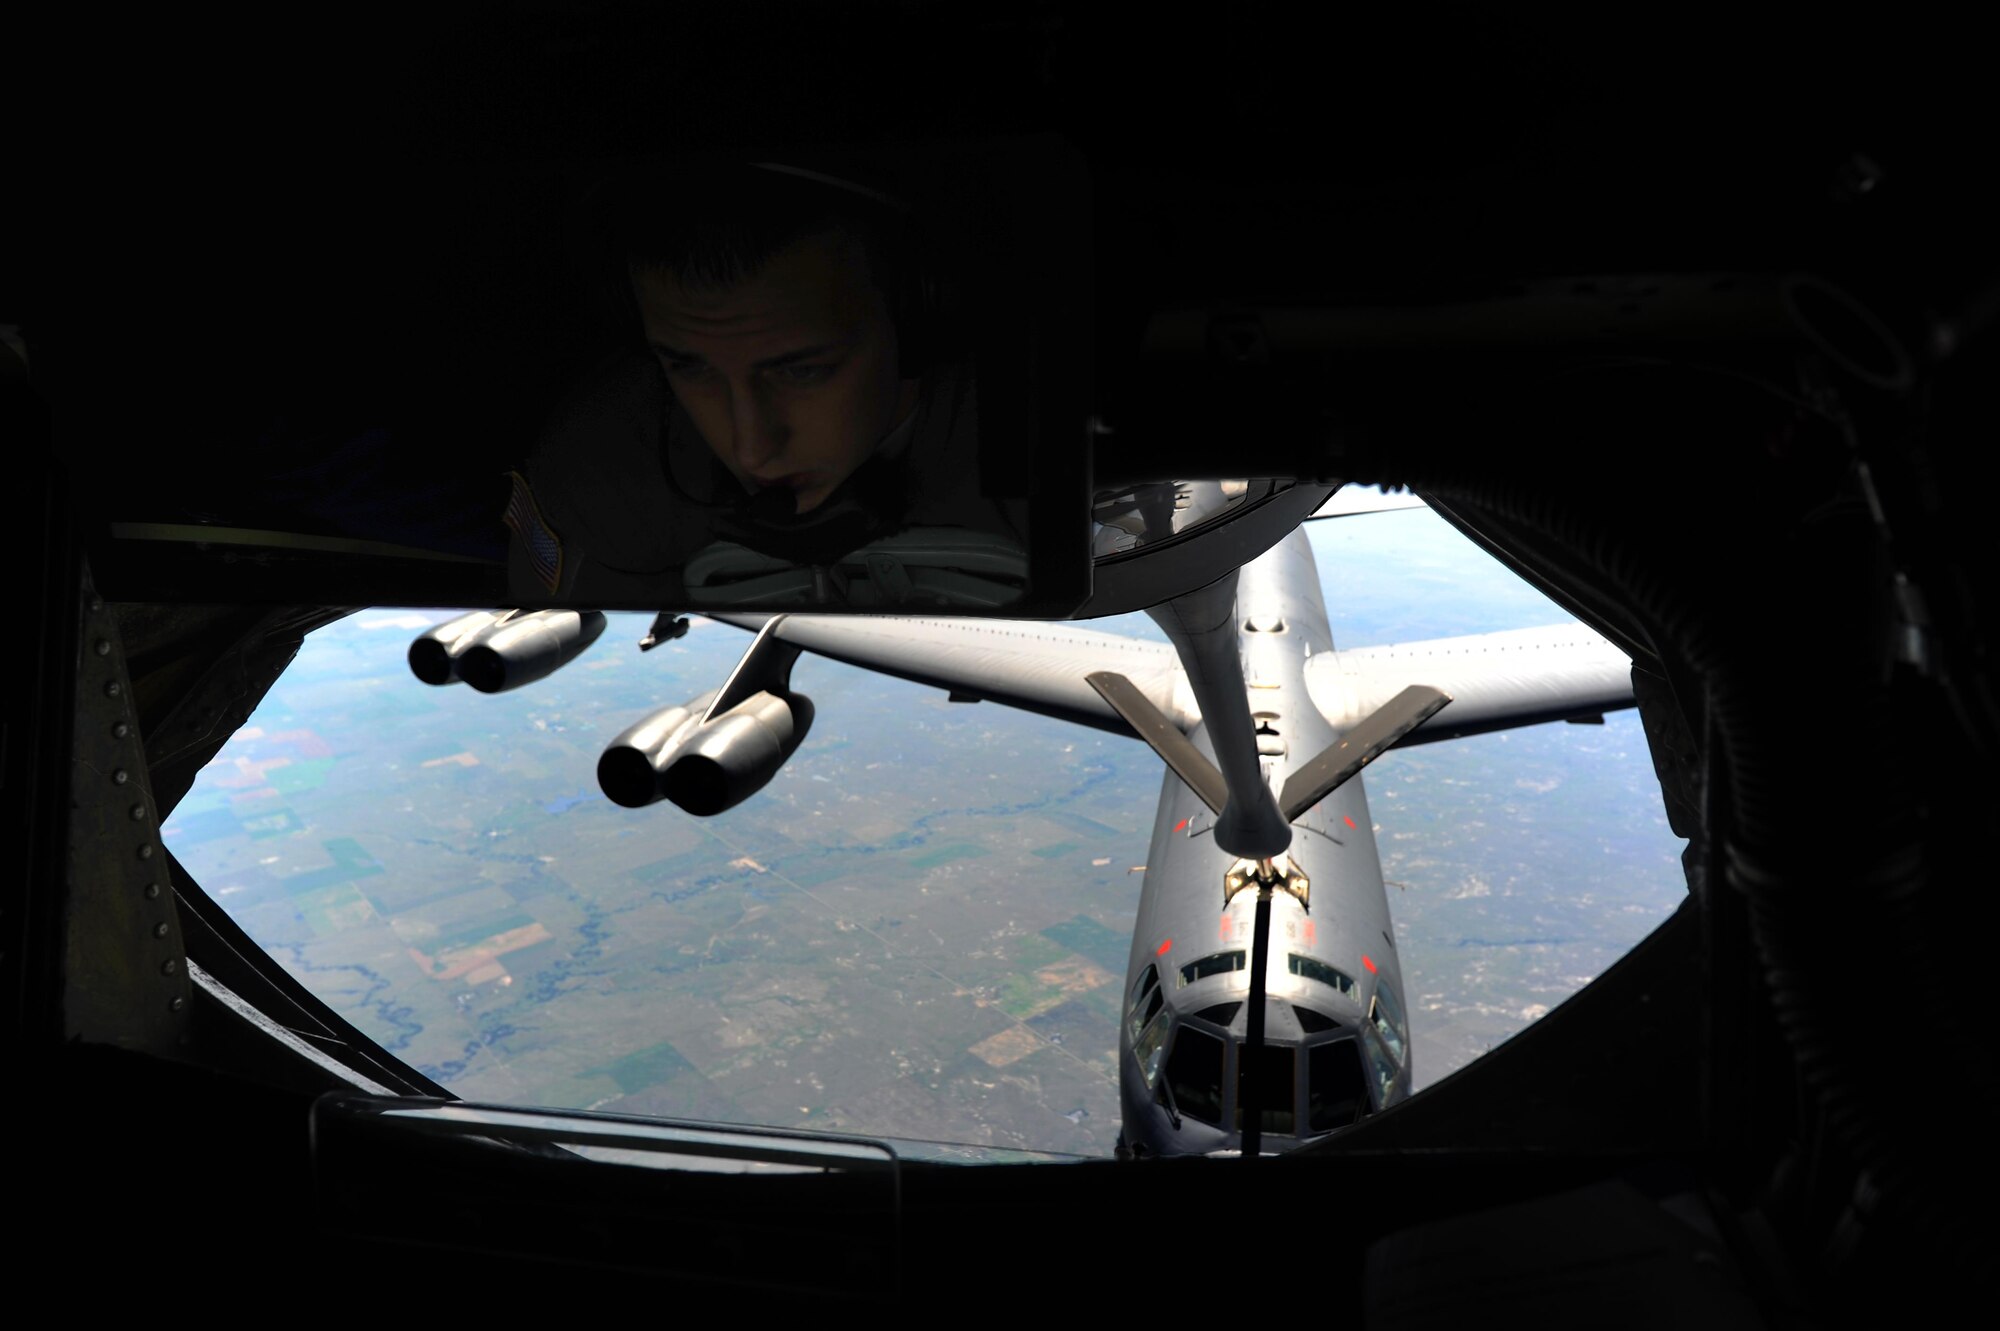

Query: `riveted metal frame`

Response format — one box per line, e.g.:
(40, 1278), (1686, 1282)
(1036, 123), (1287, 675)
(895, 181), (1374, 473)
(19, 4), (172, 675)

(64, 565), (191, 1051)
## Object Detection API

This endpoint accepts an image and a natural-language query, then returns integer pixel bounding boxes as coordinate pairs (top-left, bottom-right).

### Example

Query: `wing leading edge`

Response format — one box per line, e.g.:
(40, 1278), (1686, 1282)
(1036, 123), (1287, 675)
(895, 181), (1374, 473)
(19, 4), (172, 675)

(708, 617), (1631, 752)
(709, 614), (1193, 740)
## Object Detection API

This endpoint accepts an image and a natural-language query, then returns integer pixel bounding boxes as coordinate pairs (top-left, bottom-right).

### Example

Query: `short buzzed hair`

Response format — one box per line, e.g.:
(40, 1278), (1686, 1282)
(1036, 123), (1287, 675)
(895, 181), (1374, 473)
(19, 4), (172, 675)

(597, 163), (906, 305)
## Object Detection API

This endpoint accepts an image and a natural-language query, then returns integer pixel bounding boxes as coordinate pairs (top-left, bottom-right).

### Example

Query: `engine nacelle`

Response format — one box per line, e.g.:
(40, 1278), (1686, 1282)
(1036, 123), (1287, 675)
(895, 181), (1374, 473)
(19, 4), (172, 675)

(596, 691), (718, 808)
(408, 611), (509, 685)
(454, 610), (608, 694)
(597, 690), (815, 816)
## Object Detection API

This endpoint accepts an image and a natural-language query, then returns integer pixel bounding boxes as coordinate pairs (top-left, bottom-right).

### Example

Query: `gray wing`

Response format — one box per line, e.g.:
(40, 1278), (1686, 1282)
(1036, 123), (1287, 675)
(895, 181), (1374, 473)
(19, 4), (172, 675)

(710, 614), (1193, 739)
(1305, 624), (1636, 744)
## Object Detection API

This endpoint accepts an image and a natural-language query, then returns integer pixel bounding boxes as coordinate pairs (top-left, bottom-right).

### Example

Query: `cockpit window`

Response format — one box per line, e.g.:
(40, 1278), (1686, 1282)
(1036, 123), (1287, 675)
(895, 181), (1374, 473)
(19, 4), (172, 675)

(1288, 953), (1355, 999)
(1165, 1025), (1226, 1126)
(1307, 1039), (1366, 1132)
(1369, 984), (1408, 1066)
(1234, 1042), (1297, 1137)
(1177, 950), (1245, 988)
(1127, 964), (1162, 1042)
(1360, 1023), (1398, 1105)
(1130, 984), (1164, 1043)
(1134, 1010), (1172, 1090)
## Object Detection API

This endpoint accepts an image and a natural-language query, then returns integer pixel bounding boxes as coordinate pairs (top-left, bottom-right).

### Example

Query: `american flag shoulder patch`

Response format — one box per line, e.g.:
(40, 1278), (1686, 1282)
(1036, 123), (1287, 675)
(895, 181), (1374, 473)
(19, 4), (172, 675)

(502, 470), (563, 594)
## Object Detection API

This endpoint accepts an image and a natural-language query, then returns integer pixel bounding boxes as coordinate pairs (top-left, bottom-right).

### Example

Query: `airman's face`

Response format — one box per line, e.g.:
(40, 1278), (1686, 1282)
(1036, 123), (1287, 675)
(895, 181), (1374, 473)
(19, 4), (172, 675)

(633, 229), (920, 515)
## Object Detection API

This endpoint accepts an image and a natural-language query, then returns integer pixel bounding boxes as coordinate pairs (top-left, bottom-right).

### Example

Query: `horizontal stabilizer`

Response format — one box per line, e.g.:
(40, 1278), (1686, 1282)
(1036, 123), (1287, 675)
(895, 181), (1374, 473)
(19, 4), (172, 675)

(1305, 624), (1632, 744)
(1280, 685), (1452, 822)
(1086, 671), (1229, 816)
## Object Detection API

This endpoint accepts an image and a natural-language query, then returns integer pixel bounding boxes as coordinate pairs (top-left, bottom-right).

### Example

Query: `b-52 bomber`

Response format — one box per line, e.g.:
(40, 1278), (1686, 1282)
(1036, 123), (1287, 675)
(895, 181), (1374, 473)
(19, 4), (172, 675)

(408, 491), (1634, 1157)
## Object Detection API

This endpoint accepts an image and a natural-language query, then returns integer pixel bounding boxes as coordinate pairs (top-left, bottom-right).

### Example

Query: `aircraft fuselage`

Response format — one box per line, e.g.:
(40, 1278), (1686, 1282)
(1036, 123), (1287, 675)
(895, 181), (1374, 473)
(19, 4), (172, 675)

(1118, 530), (1411, 1155)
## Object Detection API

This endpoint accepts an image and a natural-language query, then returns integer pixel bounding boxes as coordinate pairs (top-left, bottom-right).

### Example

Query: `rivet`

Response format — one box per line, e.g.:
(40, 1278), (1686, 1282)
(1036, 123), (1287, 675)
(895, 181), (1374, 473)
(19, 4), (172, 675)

(161, 958), (178, 976)
(95, 639), (112, 657)
(153, 922), (170, 938)
(169, 997), (186, 1013)
(113, 769), (129, 786)
(137, 844), (154, 860)
(105, 681), (122, 698)
(112, 722), (130, 739)
(129, 803), (147, 821)
(144, 883), (161, 900)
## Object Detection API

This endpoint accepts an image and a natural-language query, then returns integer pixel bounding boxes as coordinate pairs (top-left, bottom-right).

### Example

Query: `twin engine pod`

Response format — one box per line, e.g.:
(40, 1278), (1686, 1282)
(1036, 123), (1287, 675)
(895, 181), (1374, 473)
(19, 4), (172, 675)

(598, 690), (816, 817)
(409, 610), (608, 693)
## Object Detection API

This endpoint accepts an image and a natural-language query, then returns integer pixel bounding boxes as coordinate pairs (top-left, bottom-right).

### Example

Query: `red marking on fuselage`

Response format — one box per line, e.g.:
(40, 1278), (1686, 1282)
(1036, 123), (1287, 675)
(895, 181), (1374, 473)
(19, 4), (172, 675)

(1343, 814), (1356, 829)
(1175, 818), (1189, 833)
(1304, 919), (1316, 946)
(1156, 938), (1172, 956)
(1221, 915), (1231, 942)
(1362, 954), (1377, 974)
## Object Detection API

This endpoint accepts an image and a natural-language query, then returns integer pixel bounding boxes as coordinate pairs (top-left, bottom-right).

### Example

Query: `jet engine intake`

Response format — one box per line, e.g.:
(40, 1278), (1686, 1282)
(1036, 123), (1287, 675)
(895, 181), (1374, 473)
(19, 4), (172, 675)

(597, 690), (815, 816)
(450, 610), (608, 694)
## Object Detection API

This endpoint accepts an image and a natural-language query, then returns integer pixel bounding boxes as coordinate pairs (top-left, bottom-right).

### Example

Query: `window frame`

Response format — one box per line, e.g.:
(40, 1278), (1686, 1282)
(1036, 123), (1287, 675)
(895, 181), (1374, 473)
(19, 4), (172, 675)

(1163, 1021), (1229, 1128)
(1359, 1022), (1403, 1108)
(1368, 983), (1409, 1066)
(1288, 952), (1357, 1001)
(1177, 949), (1247, 989)
(1133, 1006), (1174, 1090)
(1127, 963), (1163, 1043)
(1304, 1035), (1368, 1134)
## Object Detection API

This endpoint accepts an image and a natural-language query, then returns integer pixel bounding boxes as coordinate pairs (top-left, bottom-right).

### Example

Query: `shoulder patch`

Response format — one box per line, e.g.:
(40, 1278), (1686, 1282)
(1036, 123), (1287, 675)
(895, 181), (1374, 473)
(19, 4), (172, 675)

(502, 470), (564, 594)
